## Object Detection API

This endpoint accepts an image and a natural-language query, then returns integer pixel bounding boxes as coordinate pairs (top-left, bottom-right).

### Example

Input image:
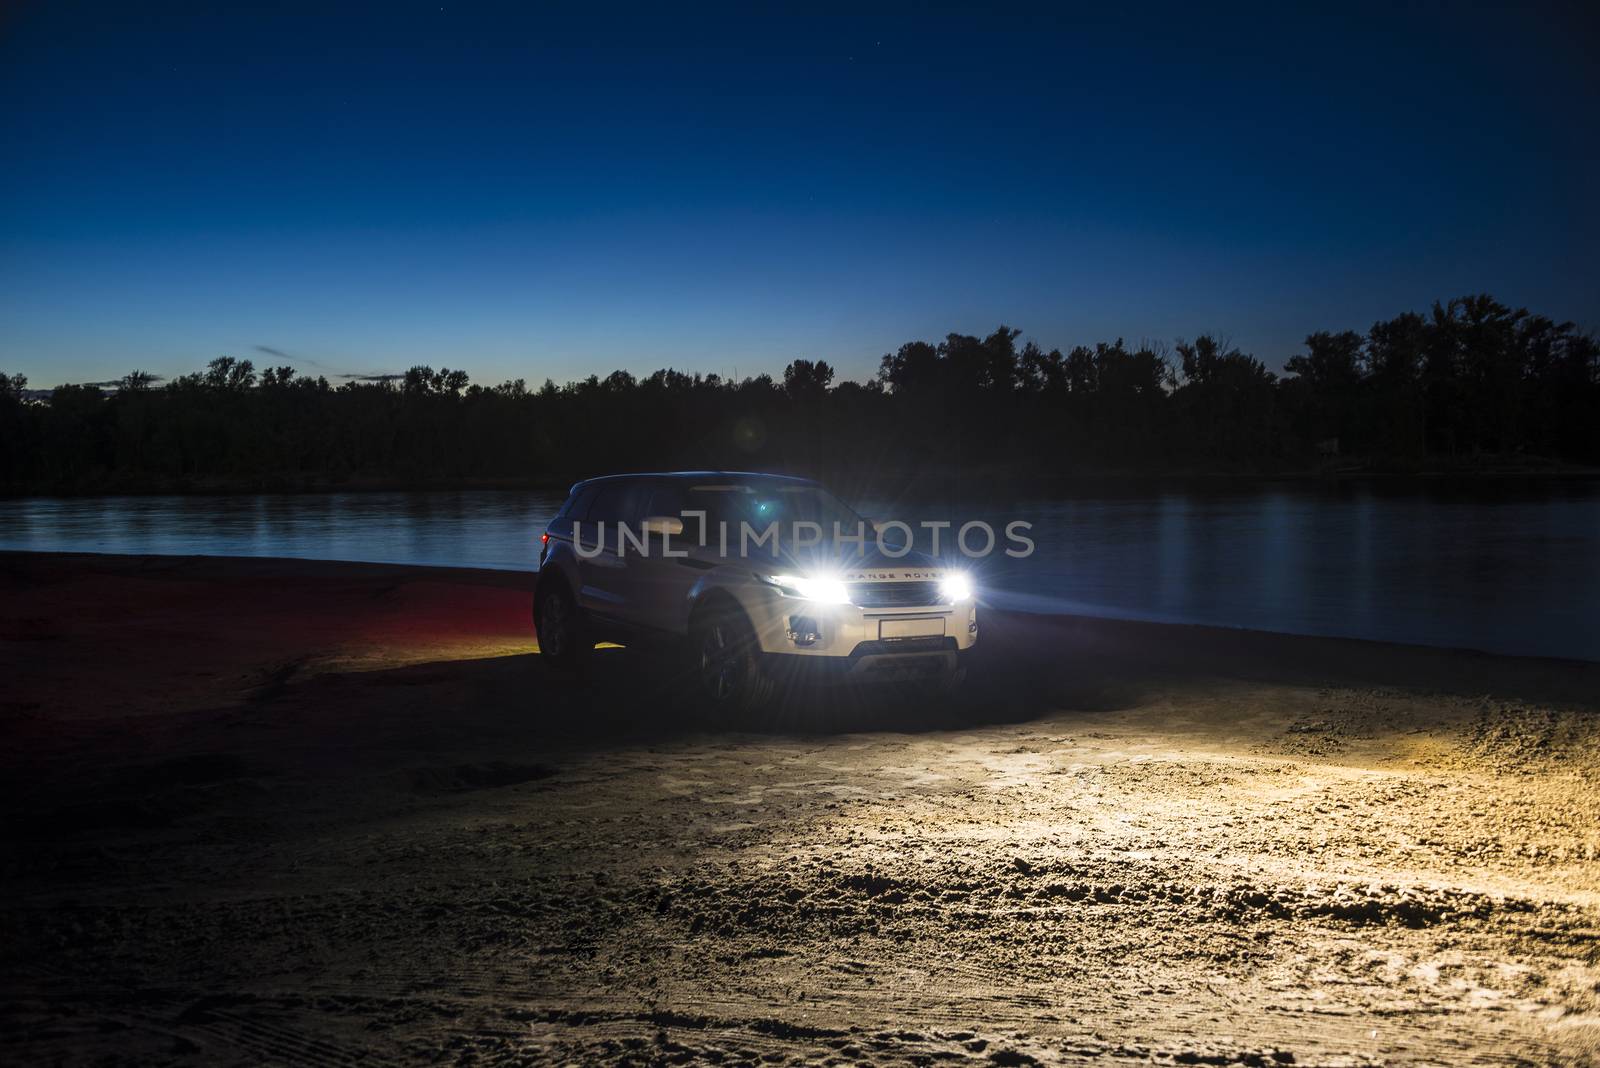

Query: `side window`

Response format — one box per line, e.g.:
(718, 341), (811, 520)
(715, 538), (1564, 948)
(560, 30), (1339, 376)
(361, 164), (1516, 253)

(620, 482), (650, 526)
(684, 487), (752, 549)
(648, 483), (703, 544)
(645, 484), (683, 518)
(586, 485), (622, 523)
(587, 481), (646, 525)
(560, 485), (598, 521)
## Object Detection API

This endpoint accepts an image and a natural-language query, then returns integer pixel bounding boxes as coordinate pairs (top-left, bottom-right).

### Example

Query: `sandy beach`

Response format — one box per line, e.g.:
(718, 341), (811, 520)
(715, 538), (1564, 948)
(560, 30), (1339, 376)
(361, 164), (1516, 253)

(3, 551), (1598, 1066)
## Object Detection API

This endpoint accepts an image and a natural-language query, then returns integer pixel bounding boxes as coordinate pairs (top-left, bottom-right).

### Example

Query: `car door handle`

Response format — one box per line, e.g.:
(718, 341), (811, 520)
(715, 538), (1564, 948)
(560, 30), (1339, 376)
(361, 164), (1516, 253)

(676, 558), (716, 570)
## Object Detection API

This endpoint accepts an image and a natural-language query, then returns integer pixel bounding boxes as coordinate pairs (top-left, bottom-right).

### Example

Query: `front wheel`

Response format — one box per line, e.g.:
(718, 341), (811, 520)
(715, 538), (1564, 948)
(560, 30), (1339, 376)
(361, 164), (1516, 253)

(692, 605), (775, 713)
(535, 581), (591, 673)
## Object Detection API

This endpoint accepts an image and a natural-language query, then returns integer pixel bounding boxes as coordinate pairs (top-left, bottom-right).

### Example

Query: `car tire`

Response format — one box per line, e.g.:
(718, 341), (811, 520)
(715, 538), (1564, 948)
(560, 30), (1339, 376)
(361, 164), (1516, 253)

(535, 579), (591, 674)
(692, 603), (775, 714)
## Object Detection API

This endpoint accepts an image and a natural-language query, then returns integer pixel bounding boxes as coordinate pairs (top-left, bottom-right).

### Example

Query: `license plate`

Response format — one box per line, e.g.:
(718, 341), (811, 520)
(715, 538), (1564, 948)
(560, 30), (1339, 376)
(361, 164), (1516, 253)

(879, 617), (945, 640)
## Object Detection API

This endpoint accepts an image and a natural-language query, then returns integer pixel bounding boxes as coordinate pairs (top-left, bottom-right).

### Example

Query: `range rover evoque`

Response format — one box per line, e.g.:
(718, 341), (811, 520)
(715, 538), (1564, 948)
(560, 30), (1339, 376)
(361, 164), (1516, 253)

(535, 472), (977, 709)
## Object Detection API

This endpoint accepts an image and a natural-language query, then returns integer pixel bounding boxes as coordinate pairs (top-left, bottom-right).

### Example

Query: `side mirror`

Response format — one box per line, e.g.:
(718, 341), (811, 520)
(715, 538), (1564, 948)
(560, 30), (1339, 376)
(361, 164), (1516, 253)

(641, 515), (684, 537)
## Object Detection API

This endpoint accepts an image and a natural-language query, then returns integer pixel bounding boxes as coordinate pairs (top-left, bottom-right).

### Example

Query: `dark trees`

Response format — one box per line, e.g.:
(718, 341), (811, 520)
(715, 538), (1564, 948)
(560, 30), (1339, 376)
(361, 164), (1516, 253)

(2, 294), (1595, 492)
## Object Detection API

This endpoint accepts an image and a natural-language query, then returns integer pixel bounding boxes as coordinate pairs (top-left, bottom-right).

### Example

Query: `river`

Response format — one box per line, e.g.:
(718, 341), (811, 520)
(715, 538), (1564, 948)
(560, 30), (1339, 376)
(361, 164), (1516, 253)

(3, 480), (1596, 661)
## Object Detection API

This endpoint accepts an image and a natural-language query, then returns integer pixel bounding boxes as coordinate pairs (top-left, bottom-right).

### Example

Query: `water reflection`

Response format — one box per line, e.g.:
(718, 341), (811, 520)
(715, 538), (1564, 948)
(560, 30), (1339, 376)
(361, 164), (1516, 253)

(1, 482), (1596, 661)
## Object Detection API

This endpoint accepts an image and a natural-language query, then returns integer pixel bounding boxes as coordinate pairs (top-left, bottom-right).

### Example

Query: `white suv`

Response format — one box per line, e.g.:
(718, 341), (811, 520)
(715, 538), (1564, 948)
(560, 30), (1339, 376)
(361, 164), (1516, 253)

(535, 472), (977, 709)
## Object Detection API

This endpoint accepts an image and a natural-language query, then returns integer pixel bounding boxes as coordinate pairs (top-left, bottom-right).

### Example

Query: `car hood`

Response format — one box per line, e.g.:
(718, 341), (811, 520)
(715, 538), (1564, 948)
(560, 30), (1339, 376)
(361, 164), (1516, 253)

(769, 541), (948, 578)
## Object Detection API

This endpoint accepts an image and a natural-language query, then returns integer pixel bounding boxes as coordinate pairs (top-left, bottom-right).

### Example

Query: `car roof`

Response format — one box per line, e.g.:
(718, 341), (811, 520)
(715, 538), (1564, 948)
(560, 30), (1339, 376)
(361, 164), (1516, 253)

(568, 471), (818, 493)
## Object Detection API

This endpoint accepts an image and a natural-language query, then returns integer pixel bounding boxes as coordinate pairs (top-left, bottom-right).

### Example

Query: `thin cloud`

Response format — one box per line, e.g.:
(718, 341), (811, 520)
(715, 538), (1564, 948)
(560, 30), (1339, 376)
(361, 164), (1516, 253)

(252, 344), (350, 378)
(89, 377), (165, 389)
(253, 343), (408, 383)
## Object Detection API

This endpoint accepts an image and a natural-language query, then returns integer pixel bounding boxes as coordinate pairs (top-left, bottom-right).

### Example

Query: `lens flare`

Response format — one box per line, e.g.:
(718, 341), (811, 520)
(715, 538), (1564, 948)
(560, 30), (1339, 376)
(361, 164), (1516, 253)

(939, 573), (974, 602)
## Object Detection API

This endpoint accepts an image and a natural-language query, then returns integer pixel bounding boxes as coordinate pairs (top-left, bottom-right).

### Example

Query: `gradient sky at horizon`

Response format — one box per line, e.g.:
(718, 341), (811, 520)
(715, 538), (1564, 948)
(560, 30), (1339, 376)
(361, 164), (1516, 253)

(3, 3), (1597, 389)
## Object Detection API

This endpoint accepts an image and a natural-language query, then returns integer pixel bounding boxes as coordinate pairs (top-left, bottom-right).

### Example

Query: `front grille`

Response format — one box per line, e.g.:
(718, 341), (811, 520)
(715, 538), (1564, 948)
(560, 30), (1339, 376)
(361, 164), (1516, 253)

(849, 580), (944, 608)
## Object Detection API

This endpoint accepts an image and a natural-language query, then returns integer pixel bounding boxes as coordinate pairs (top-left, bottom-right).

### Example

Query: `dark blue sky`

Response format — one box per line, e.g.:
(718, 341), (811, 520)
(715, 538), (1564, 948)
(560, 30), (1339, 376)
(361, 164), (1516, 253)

(3, 3), (1597, 388)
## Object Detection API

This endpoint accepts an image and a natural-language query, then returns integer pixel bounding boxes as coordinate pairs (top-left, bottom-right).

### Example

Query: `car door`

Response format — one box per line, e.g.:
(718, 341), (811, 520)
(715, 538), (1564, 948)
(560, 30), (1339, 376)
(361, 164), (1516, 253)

(574, 479), (645, 625)
(628, 481), (713, 635)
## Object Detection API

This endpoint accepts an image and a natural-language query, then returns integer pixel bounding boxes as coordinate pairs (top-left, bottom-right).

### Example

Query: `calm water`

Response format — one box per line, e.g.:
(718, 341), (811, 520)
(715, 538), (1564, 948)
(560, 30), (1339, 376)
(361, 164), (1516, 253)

(2, 483), (1597, 661)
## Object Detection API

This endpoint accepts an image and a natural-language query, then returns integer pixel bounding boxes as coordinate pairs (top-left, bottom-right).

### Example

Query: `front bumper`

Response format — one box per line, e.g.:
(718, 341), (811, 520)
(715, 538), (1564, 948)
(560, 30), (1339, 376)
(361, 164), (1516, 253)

(744, 587), (978, 660)
(762, 637), (963, 685)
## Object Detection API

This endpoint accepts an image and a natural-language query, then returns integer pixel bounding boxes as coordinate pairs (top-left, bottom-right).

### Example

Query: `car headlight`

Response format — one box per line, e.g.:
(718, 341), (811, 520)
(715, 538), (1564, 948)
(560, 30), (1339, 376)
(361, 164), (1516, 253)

(761, 572), (851, 605)
(939, 572), (974, 602)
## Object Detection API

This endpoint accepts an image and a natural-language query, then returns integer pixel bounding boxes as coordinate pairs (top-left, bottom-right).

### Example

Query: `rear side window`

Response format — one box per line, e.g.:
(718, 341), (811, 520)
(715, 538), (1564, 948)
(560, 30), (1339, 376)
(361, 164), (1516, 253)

(559, 484), (599, 521)
(645, 483), (684, 517)
(586, 480), (647, 524)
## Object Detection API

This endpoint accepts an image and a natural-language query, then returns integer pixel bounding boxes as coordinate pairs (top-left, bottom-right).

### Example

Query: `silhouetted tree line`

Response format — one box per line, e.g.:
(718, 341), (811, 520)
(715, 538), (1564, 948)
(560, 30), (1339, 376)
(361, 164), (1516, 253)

(2, 294), (1596, 494)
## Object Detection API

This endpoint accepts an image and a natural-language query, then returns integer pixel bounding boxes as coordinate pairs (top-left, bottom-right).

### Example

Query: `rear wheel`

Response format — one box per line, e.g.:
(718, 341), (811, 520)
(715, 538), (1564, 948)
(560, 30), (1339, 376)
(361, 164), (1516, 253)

(693, 603), (775, 714)
(535, 580), (591, 673)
